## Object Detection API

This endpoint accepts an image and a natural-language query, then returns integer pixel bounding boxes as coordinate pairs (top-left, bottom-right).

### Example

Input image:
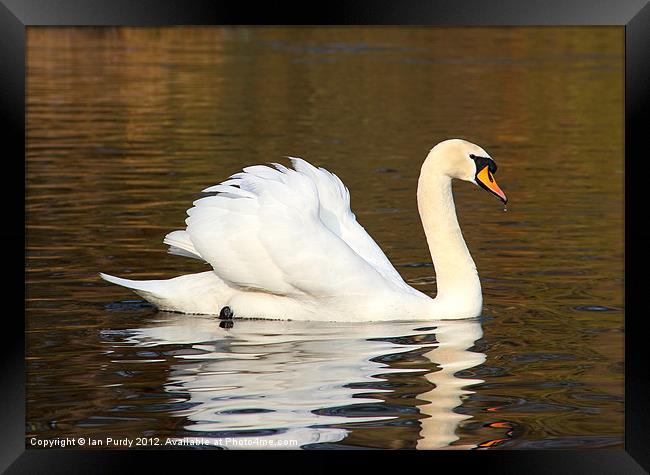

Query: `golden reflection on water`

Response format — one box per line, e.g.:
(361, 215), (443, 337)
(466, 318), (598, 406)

(27, 27), (623, 449)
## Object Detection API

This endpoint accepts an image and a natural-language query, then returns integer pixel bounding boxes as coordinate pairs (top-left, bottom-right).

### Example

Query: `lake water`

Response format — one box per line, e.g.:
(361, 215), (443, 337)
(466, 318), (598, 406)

(26, 27), (624, 449)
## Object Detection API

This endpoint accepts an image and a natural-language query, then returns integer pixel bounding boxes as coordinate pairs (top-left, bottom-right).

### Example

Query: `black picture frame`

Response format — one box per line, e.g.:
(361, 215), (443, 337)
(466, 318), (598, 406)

(3, 0), (648, 472)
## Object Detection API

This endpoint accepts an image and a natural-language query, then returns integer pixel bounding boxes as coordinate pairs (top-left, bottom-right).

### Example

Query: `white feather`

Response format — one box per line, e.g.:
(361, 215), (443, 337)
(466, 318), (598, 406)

(163, 230), (204, 261)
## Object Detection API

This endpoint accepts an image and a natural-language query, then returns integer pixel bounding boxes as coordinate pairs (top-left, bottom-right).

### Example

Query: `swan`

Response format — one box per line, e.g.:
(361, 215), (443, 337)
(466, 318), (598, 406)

(100, 138), (507, 321)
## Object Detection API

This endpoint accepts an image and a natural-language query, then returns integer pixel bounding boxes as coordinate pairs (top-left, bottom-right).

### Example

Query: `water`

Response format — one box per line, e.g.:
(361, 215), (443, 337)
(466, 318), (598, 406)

(26, 27), (624, 449)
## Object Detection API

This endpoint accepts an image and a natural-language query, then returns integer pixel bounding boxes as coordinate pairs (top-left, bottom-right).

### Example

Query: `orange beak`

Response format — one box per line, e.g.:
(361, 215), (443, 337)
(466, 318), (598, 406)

(476, 166), (507, 204)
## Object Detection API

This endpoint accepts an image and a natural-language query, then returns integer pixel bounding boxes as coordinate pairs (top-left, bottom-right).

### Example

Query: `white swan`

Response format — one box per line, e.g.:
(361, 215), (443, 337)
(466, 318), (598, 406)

(100, 138), (507, 321)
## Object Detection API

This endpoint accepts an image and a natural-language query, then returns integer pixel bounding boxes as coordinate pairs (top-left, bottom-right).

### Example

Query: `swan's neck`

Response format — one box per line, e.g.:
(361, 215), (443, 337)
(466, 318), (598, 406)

(417, 160), (482, 310)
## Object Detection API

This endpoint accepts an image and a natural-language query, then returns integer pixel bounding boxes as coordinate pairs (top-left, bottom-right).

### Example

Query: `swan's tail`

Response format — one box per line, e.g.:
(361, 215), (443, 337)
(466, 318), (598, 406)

(99, 272), (159, 294)
(99, 271), (229, 315)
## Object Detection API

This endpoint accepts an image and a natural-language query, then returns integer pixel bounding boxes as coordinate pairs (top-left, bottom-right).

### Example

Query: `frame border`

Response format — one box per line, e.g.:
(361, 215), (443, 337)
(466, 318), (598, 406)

(4, 0), (648, 472)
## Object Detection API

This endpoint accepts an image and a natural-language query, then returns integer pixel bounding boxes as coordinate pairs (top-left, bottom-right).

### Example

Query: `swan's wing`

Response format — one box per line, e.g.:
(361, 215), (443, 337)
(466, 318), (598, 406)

(170, 160), (406, 298)
(288, 158), (406, 285)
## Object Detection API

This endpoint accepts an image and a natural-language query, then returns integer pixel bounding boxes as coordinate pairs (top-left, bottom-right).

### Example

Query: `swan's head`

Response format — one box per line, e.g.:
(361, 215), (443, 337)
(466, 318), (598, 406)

(429, 139), (507, 204)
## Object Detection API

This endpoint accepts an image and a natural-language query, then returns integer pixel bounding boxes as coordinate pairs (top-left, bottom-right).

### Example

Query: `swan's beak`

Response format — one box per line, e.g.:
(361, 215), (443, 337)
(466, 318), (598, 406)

(476, 166), (507, 204)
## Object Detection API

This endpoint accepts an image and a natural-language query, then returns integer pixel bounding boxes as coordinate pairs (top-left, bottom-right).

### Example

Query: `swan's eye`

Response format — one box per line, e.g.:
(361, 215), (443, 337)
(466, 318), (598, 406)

(470, 153), (497, 175)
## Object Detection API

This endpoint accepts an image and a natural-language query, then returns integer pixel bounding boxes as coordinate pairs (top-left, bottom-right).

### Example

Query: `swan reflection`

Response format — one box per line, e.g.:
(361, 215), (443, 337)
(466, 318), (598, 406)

(112, 314), (485, 449)
(416, 320), (485, 449)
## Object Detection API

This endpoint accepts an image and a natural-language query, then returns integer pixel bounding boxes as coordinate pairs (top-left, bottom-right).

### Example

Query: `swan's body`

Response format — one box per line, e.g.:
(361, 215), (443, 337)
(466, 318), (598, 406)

(101, 139), (507, 321)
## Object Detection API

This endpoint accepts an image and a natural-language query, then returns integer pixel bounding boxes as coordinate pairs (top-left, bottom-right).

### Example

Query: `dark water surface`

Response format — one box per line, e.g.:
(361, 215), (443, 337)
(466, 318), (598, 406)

(26, 27), (624, 449)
